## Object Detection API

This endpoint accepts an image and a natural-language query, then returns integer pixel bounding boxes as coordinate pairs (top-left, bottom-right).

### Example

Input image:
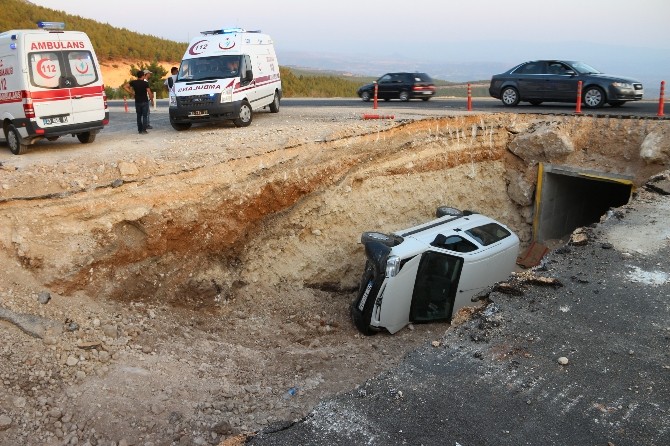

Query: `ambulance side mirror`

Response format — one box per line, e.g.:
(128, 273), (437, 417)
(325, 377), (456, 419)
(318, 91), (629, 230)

(245, 69), (253, 81)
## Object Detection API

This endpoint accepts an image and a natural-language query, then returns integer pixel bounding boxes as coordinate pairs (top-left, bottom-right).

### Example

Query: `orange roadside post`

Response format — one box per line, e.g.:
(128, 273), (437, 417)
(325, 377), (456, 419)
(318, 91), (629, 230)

(373, 81), (378, 110)
(575, 81), (583, 114)
(467, 83), (472, 111)
(658, 80), (665, 117)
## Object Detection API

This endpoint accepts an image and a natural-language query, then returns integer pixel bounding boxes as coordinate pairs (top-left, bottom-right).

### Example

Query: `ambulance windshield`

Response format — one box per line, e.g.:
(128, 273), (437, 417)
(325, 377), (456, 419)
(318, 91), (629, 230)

(178, 56), (241, 81)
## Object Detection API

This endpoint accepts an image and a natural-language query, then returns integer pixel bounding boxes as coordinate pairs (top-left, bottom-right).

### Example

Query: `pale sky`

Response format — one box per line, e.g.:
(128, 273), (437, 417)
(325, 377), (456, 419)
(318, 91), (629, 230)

(25, 0), (670, 80)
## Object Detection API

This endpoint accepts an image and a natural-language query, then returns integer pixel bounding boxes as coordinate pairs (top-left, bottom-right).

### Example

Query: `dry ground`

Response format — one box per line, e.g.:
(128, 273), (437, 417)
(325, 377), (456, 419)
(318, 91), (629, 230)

(0, 100), (668, 445)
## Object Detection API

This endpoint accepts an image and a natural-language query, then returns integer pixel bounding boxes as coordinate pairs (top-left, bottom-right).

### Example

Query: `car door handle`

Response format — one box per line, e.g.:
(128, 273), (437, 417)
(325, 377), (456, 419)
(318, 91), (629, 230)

(73, 95), (83, 99)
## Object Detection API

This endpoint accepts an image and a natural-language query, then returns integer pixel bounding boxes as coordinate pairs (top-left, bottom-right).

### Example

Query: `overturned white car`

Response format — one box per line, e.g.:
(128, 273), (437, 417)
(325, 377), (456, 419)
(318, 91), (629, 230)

(351, 207), (520, 335)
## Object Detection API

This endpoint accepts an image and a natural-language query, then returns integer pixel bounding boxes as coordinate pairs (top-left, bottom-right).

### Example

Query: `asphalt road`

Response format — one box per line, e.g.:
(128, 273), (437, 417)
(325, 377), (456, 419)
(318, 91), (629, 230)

(108, 97), (666, 122)
(248, 191), (670, 446)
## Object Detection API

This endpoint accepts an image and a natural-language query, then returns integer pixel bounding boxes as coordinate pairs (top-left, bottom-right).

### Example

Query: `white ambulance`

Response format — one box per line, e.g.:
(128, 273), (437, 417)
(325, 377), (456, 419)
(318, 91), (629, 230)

(169, 28), (281, 130)
(0, 21), (108, 155)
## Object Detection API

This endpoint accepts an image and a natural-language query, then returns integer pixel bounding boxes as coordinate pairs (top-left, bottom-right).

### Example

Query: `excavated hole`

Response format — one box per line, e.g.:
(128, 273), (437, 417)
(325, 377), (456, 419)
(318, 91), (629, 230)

(35, 114), (667, 313)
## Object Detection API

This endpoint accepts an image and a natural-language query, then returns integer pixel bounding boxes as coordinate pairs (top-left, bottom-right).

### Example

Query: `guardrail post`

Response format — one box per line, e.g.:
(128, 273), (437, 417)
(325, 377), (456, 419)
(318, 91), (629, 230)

(467, 83), (472, 111)
(373, 81), (378, 110)
(658, 80), (665, 117)
(575, 81), (583, 114)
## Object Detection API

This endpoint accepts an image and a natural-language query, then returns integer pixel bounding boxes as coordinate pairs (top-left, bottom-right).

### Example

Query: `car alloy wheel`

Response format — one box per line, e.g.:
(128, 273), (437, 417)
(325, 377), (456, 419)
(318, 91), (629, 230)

(583, 86), (605, 108)
(360, 91), (371, 102)
(501, 87), (520, 106)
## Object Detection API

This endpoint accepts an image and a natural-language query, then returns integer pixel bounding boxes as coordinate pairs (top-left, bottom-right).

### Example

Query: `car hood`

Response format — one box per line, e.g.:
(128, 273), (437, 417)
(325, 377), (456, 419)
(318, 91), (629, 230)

(586, 73), (642, 84)
(358, 83), (374, 91)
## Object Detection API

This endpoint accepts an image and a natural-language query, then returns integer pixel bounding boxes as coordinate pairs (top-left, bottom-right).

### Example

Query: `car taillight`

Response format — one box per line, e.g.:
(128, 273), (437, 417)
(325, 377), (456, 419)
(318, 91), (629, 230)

(21, 91), (35, 118)
(102, 86), (108, 110)
(413, 85), (435, 91)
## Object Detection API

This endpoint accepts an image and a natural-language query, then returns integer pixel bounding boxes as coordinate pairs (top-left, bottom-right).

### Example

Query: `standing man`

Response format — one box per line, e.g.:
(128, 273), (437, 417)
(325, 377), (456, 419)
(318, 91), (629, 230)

(143, 69), (153, 129)
(126, 70), (152, 134)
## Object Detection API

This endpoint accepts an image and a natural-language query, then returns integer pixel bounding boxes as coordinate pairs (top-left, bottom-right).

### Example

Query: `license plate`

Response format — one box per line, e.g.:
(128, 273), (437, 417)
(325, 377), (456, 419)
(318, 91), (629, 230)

(188, 110), (209, 117)
(42, 115), (69, 125)
(358, 281), (374, 311)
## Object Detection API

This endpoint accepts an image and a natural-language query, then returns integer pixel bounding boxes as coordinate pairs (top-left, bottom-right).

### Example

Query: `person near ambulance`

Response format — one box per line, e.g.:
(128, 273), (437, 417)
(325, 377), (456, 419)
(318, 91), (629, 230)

(142, 69), (153, 129)
(125, 70), (153, 134)
(164, 66), (178, 93)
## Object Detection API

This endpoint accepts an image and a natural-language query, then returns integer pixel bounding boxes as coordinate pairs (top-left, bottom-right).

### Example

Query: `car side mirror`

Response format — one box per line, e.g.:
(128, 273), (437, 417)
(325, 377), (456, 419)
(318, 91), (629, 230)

(245, 69), (253, 81)
(565, 70), (576, 76)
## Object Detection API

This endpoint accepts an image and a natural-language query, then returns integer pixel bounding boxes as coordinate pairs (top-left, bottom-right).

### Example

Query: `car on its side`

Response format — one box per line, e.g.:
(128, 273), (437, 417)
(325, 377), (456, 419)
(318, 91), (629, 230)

(351, 206), (519, 335)
(489, 60), (643, 109)
(357, 72), (436, 102)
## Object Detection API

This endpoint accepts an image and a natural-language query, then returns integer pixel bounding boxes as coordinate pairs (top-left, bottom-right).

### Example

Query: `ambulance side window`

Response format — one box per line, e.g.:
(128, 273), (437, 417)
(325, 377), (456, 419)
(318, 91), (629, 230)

(29, 52), (62, 89)
(240, 55), (253, 84)
(67, 51), (99, 87)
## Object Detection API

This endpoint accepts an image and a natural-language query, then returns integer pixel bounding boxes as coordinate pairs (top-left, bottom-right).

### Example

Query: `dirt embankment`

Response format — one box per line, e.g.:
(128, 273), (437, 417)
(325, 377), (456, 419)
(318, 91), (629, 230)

(0, 108), (668, 445)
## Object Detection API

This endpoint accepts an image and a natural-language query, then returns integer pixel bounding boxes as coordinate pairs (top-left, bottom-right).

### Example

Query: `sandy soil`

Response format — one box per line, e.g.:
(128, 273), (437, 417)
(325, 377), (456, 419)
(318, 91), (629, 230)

(0, 101), (668, 445)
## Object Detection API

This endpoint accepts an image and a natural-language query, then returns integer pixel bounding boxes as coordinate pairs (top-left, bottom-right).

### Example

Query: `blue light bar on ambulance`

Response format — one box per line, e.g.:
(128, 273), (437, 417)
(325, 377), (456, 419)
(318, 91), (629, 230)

(200, 27), (261, 35)
(37, 21), (65, 30)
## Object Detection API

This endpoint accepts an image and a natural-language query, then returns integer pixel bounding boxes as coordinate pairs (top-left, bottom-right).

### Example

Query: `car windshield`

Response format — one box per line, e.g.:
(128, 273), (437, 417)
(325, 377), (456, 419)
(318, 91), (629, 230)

(571, 62), (601, 75)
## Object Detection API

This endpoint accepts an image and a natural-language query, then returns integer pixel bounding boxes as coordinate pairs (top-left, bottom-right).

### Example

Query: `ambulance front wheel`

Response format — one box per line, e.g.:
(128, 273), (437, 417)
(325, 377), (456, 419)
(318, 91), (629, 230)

(234, 101), (253, 128)
(77, 132), (96, 144)
(269, 92), (280, 113)
(5, 125), (28, 155)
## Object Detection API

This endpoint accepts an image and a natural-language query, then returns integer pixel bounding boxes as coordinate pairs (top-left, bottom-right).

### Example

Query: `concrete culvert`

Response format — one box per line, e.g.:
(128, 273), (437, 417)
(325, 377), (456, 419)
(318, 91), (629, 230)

(0, 109), (668, 444)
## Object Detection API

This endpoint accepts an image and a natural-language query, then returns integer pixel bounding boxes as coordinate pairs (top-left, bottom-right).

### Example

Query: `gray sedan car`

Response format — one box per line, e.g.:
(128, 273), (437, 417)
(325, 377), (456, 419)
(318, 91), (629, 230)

(489, 60), (643, 108)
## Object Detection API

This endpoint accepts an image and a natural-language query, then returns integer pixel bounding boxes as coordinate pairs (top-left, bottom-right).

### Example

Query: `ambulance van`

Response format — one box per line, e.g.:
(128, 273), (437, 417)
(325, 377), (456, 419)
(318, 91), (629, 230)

(169, 28), (281, 130)
(0, 22), (108, 155)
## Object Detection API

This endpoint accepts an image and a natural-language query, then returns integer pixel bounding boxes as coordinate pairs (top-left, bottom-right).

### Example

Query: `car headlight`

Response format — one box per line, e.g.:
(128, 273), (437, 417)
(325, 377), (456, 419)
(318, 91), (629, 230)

(612, 82), (633, 89)
(385, 255), (400, 278)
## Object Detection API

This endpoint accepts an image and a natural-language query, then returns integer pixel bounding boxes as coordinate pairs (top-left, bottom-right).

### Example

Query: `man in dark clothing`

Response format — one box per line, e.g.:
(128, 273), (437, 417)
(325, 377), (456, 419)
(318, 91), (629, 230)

(127, 70), (152, 134)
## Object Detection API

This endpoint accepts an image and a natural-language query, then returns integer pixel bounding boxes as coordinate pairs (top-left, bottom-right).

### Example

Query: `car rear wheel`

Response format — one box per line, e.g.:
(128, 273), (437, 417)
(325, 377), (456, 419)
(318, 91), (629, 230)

(6, 125), (28, 155)
(501, 87), (520, 106)
(360, 91), (371, 102)
(77, 132), (96, 144)
(399, 91), (410, 102)
(233, 100), (253, 127)
(583, 86), (605, 108)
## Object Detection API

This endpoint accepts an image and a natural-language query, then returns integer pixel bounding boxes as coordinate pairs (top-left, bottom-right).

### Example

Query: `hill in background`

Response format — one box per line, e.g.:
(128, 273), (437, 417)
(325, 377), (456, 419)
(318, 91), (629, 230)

(3, 1), (488, 98)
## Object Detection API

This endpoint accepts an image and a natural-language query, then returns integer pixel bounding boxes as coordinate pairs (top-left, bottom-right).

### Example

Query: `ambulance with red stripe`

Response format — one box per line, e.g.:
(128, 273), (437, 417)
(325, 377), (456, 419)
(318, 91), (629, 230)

(169, 28), (281, 130)
(0, 22), (108, 155)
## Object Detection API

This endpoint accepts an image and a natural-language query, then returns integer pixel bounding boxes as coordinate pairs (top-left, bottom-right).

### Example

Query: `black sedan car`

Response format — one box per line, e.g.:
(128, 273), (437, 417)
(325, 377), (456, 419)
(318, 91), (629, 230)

(489, 60), (643, 108)
(357, 72), (436, 102)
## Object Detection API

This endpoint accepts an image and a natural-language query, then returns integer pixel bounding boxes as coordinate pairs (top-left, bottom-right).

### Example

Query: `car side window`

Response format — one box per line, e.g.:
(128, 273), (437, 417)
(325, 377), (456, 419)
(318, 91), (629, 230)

(515, 62), (543, 75)
(548, 62), (570, 75)
(378, 74), (392, 84)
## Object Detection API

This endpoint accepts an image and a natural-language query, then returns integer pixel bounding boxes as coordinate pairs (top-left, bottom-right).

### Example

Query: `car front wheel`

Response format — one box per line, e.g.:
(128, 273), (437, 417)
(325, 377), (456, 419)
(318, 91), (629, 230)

(269, 92), (280, 113)
(583, 86), (605, 108)
(360, 91), (371, 102)
(399, 91), (410, 102)
(501, 87), (520, 106)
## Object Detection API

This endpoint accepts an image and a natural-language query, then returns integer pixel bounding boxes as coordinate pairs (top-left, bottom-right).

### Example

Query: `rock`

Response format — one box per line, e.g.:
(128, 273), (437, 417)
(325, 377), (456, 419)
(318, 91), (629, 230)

(558, 356), (569, 365)
(66, 356), (79, 367)
(640, 131), (670, 165)
(117, 161), (139, 177)
(13, 396), (27, 408)
(111, 178), (124, 188)
(37, 291), (51, 305)
(102, 324), (119, 339)
(98, 351), (111, 363)
(506, 170), (535, 207)
(0, 415), (11, 431)
(509, 124), (575, 163)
